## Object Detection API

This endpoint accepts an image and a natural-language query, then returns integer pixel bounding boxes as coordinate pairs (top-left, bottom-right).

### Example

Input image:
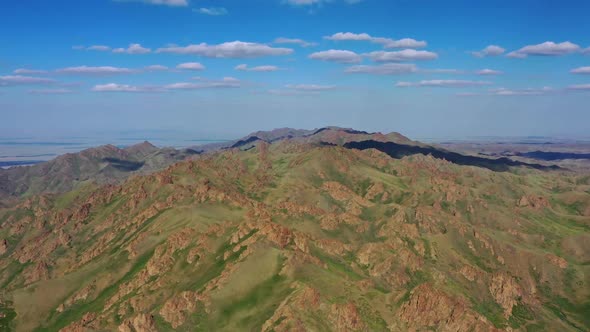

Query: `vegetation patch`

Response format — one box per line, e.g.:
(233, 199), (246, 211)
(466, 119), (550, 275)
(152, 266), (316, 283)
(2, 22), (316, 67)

(472, 300), (506, 328)
(311, 247), (363, 281)
(37, 249), (155, 331)
(0, 301), (17, 332)
(397, 269), (430, 305)
(508, 302), (534, 328)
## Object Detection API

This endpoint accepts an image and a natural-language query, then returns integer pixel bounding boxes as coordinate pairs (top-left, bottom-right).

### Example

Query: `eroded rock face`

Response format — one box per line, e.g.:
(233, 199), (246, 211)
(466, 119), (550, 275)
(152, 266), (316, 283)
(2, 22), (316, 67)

(517, 195), (550, 209)
(159, 291), (204, 328)
(61, 282), (97, 311)
(489, 273), (522, 318)
(459, 265), (482, 282)
(24, 261), (50, 285)
(398, 284), (497, 332)
(545, 253), (568, 269)
(59, 312), (98, 332)
(261, 284), (321, 332)
(0, 239), (7, 255)
(329, 302), (367, 332)
(118, 313), (158, 332)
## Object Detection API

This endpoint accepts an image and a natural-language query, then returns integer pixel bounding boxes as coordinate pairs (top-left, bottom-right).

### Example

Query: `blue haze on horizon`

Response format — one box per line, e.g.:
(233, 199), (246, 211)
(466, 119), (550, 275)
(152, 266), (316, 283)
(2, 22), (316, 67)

(1, 0), (590, 140)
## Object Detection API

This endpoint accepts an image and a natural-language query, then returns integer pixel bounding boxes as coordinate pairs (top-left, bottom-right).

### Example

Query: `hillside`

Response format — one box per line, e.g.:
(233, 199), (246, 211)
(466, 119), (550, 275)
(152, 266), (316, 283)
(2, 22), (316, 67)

(0, 142), (199, 200)
(193, 127), (417, 152)
(0, 138), (588, 331)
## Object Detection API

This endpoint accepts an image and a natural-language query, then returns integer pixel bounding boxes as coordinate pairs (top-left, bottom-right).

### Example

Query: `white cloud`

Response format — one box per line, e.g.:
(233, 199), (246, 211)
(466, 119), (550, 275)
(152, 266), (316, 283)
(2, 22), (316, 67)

(309, 50), (362, 63)
(507, 41), (580, 58)
(113, 43), (151, 54)
(571, 66), (590, 74)
(29, 89), (73, 94)
(92, 78), (240, 92)
(472, 45), (505, 58)
(583, 47), (590, 55)
(324, 32), (426, 49)
(345, 63), (417, 75)
(285, 0), (363, 6)
(567, 84), (590, 91)
(285, 0), (321, 4)
(457, 87), (555, 96)
(455, 92), (483, 97)
(396, 80), (491, 88)
(114, 0), (188, 7)
(384, 38), (427, 49)
(476, 69), (503, 75)
(0, 75), (56, 86)
(145, 65), (169, 71)
(269, 83), (336, 95)
(325, 32), (372, 41)
(13, 69), (48, 75)
(490, 87), (553, 95)
(367, 50), (437, 62)
(422, 69), (465, 74)
(195, 7), (228, 15)
(285, 84), (335, 91)
(91, 83), (163, 93)
(267, 89), (310, 96)
(87, 45), (111, 52)
(235, 64), (280, 72)
(156, 41), (293, 58)
(274, 37), (316, 47)
(56, 66), (136, 75)
(176, 62), (205, 71)
(165, 77), (241, 90)
(76, 44), (151, 54)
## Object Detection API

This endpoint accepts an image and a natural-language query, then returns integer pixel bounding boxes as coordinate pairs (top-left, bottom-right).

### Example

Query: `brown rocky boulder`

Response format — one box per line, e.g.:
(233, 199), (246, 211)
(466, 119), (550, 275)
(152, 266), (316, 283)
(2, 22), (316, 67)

(118, 313), (158, 332)
(0, 239), (7, 255)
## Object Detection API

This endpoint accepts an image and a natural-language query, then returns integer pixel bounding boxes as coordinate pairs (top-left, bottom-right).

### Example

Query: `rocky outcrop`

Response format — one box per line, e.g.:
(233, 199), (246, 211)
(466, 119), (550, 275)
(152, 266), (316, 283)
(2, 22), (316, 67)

(24, 261), (50, 284)
(0, 239), (7, 255)
(59, 312), (98, 332)
(364, 182), (388, 202)
(329, 302), (366, 331)
(159, 291), (204, 328)
(545, 253), (568, 269)
(459, 265), (483, 283)
(60, 282), (96, 311)
(261, 284), (319, 332)
(517, 195), (550, 209)
(489, 273), (522, 318)
(398, 284), (496, 331)
(118, 313), (158, 332)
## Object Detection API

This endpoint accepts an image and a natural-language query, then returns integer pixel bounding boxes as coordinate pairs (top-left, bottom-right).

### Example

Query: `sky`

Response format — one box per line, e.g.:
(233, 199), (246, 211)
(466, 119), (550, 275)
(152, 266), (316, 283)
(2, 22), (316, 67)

(1, 0), (589, 140)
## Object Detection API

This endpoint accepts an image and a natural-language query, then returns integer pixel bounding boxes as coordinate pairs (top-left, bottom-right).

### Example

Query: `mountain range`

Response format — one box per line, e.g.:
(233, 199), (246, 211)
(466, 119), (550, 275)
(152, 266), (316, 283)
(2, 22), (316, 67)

(0, 127), (556, 201)
(0, 128), (588, 332)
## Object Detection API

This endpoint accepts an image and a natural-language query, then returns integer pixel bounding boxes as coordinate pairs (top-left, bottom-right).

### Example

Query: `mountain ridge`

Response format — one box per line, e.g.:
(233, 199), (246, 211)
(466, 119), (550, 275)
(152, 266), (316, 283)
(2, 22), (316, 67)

(0, 128), (563, 201)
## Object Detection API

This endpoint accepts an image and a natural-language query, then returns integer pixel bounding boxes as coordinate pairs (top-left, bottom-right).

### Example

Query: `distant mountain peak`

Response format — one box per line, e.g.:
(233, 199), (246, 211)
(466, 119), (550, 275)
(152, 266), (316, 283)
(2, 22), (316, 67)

(124, 141), (158, 157)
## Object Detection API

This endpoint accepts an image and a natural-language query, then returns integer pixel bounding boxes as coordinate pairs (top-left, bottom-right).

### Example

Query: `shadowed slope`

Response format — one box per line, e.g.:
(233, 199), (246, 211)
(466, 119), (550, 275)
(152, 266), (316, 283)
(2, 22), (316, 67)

(344, 140), (560, 172)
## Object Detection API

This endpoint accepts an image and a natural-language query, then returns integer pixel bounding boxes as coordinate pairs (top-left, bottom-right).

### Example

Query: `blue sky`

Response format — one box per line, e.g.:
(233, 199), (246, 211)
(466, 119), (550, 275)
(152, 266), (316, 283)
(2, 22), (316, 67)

(1, 0), (589, 139)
